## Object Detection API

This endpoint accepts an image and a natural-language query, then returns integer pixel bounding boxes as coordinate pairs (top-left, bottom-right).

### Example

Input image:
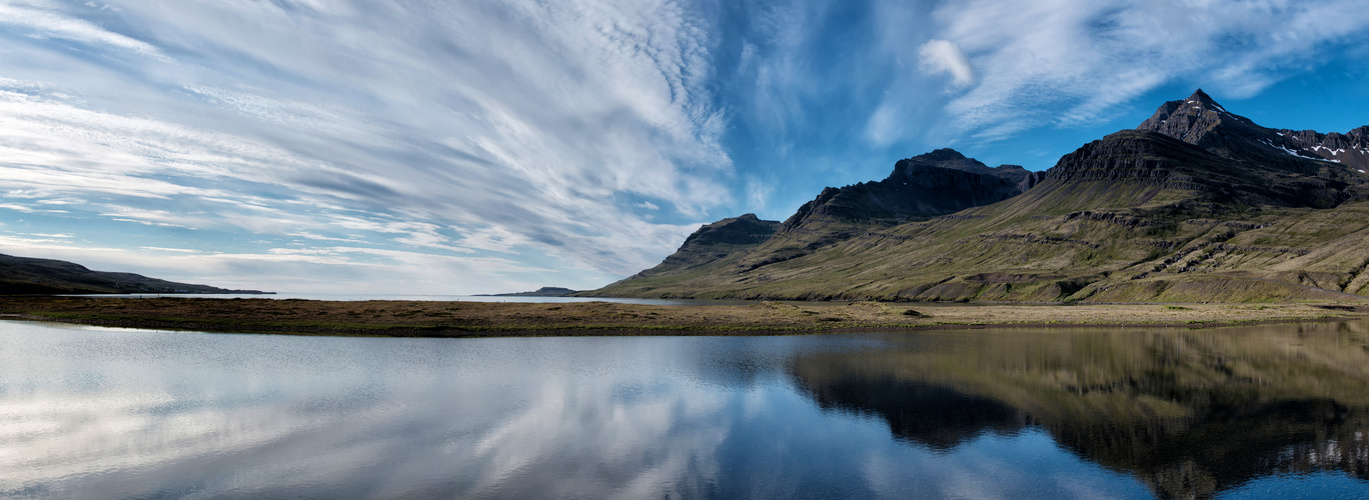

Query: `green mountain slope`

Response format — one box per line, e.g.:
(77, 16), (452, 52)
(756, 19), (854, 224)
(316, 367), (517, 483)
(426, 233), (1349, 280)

(0, 253), (269, 295)
(583, 91), (1369, 303)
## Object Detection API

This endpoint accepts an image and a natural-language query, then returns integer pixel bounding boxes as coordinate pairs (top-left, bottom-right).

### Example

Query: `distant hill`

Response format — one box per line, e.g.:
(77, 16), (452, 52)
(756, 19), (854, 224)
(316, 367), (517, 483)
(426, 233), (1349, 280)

(0, 253), (270, 295)
(478, 287), (578, 297)
(580, 90), (1369, 303)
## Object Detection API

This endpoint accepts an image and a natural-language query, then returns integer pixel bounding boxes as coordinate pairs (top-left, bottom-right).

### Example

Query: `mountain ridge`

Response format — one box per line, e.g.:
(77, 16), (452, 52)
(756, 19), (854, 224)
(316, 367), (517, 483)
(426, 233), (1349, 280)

(0, 253), (269, 295)
(581, 90), (1369, 303)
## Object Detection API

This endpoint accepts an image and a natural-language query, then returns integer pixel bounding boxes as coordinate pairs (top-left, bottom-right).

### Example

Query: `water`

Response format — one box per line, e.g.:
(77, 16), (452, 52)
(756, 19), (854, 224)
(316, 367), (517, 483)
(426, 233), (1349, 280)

(1, 320), (1366, 499)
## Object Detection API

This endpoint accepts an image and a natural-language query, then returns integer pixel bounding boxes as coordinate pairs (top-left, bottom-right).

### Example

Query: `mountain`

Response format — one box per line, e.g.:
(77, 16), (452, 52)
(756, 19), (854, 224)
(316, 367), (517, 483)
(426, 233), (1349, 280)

(780, 149), (1034, 233)
(1139, 89), (1369, 173)
(623, 213), (781, 281)
(0, 253), (269, 295)
(581, 91), (1369, 303)
(478, 287), (578, 297)
(592, 151), (1042, 297)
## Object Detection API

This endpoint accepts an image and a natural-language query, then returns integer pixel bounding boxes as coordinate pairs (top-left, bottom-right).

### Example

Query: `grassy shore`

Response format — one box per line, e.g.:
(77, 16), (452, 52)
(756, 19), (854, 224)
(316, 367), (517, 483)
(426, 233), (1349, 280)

(0, 296), (1366, 337)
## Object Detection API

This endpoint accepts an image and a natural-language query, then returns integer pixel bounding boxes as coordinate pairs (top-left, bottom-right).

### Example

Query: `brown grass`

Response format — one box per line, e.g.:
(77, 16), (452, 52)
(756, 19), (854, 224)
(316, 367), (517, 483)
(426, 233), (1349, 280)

(0, 296), (1364, 337)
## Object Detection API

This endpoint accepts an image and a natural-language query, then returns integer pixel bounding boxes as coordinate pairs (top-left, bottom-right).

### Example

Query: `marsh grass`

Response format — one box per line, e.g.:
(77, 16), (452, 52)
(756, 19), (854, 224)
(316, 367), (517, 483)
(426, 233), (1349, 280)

(0, 296), (1362, 337)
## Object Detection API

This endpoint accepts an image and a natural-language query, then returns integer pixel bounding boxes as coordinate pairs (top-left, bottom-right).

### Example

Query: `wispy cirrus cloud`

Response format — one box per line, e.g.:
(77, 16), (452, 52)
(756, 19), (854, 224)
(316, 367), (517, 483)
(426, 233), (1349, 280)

(0, 0), (732, 292)
(923, 0), (1369, 138)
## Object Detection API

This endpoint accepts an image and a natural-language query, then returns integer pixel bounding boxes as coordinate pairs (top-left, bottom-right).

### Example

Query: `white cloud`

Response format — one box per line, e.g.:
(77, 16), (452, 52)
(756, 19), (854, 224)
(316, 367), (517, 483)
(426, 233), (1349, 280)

(0, 0), (739, 291)
(139, 246), (200, 253)
(0, 1), (168, 61)
(918, 39), (975, 87)
(744, 176), (777, 212)
(0, 203), (37, 213)
(924, 0), (1369, 137)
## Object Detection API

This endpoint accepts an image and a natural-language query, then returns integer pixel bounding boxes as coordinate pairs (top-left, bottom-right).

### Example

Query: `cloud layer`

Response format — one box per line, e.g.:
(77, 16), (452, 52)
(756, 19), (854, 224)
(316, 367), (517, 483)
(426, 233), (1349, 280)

(0, 0), (735, 292)
(924, 0), (1369, 139)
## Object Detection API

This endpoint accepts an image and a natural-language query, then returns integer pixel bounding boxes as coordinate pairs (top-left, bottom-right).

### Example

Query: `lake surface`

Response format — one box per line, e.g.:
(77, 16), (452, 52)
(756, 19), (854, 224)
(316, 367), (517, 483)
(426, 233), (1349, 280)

(1, 320), (1367, 499)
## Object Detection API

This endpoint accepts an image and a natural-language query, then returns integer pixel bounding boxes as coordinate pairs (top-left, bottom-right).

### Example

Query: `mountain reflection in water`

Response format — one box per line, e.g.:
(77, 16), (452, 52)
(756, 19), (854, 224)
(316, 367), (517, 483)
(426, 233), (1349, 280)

(791, 322), (1369, 499)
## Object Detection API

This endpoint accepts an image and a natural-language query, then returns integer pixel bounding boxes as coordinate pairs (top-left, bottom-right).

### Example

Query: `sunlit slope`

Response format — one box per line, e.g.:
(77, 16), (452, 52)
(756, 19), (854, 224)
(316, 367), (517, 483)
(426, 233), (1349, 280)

(588, 130), (1369, 302)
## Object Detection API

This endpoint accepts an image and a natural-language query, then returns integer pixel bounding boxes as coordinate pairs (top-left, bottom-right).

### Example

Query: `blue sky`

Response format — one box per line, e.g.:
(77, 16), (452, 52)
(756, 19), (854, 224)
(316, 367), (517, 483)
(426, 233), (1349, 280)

(0, 0), (1366, 294)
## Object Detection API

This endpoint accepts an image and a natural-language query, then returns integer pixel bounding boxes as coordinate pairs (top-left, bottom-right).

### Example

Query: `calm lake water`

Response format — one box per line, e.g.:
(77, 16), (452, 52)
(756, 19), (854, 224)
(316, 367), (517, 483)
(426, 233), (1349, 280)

(2, 321), (1367, 499)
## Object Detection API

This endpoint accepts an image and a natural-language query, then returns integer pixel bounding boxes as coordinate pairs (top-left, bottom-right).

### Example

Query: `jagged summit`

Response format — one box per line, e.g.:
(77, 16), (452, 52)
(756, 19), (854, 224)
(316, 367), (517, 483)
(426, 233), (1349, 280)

(1188, 89), (1221, 107)
(1137, 89), (1255, 145)
(1138, 89), (1369, 172)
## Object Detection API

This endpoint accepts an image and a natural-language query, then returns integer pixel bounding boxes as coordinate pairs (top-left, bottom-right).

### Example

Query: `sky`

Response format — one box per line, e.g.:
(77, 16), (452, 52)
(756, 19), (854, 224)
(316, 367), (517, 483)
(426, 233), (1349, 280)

(0, 0), (1367, 295)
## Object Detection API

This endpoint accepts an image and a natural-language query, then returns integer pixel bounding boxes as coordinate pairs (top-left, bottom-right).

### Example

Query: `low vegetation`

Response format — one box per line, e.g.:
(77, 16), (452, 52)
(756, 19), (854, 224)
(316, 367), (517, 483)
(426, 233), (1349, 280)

(0, 296), (1363, 337)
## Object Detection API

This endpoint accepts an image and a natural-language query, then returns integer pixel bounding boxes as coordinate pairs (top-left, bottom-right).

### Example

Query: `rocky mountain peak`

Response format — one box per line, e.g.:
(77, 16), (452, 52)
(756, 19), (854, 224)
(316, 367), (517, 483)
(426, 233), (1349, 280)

(895, 148), (987, 176)
(1136, 89), (1252, 145)
(914, 148), (968, 162)
(624, 213), (782, 278)
(681, 214), (779, 247)
(894, 148), (1031, 184)
(778, 150), (1035, 235)
(1187, 88), (1218, 107)
(1138, 90), (1369, 173)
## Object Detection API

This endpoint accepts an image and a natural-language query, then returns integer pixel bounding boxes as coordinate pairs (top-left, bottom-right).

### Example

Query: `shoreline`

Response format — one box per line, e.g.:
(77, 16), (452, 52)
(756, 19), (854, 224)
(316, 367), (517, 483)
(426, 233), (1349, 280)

(1, 296), (1366, 337)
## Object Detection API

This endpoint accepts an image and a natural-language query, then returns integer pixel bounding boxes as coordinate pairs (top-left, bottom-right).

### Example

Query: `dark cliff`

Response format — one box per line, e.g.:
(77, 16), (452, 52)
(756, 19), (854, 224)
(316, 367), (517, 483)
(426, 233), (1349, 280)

(781, 149), (1030, 232)
(1044, 129), (1355, 208)
(628, 214), (781, 278)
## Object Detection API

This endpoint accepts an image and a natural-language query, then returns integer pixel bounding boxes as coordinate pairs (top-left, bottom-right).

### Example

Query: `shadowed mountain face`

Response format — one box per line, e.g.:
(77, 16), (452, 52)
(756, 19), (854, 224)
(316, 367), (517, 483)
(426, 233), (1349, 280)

(624, 214), (781, 278)
(1042, 129), (1359, 209)
(582, 91), (1369, 302)
(781, 149), (1031, 233)
(790, 323), (1369, 499)
(0, 253), (267, 294)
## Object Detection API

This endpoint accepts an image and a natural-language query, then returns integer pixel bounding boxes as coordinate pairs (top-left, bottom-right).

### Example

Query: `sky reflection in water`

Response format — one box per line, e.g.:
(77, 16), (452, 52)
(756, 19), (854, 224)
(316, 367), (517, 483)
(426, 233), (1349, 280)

(0, 321), (1365, 499)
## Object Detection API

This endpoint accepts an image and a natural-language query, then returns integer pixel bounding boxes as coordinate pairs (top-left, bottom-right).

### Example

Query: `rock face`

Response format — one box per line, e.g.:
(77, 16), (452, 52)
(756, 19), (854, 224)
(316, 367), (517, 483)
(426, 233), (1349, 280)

(0, 253), (269, 295)
(1138, 89), (1369, 173)
(628, 214), (781, 278)
(781, 149), (1029, 232)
